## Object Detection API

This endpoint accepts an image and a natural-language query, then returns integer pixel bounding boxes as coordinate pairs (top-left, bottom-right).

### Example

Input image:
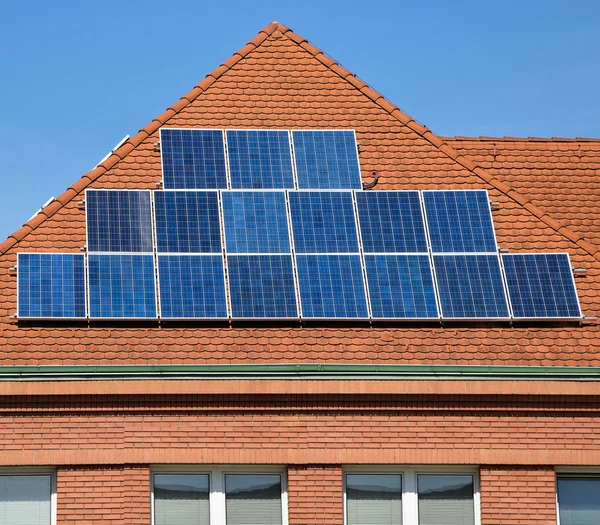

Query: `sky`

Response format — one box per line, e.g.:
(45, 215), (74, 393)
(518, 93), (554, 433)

(0, 0), (599, 242)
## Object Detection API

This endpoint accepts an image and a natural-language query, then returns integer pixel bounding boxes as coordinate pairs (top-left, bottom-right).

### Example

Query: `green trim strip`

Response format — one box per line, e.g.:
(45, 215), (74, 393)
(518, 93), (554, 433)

(0, 364), (599, 380)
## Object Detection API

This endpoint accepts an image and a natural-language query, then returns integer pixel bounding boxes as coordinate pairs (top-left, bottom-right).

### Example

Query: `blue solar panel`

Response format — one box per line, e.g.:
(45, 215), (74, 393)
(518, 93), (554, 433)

(161, 129), (227, 189)
(154, 191), (221, 253)
(17, 253), (86, 318)
(222, 192), (290, 254)
(226, 130), (295, 189)
(227, 255), (298, 318)
(433, 254), (509, 318)
(356, 191), (428, 253)
(158, 255), (227, 318)
(423, 190), (497, 253)
(365, 255), (438, 318)
(292, 130), (362, 189)
(296, 255), (368, 318)
(502, 253), (582, 318)
(88, 254), (156, 318)
(289, 191), (359, 253)
(86, 190), (153, 253)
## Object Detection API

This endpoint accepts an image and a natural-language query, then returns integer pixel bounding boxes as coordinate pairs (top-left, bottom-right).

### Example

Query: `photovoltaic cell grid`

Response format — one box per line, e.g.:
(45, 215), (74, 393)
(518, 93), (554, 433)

(433, 254), (509, 318)
(154, 191), (221, 253)
(423, 190), (497, 253)
(160, 129), (227, 189)
(296, 255), (368, 318)
(227, 255), (298, 318)
(226, 130), (295, 189)
(289, 191), (359, 253)
(157, 255), (227, 318)
(355, 191), (428, 253)
(502, 254), (582, 318)
(222, 192), (291, 254)
(88, 254), (156, 318)
(292, 130), (362, 189)
(17, 254), (86, 318)
(86, 190), (153, 253)
(365, 255), (438, 318)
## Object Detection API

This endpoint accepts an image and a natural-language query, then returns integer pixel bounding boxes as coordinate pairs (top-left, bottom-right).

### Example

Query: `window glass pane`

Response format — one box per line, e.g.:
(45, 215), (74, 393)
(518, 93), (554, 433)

(0, 475), (51, 525)
(154, 474), (209, 525)
(418, 475), (474, 525)
(226, 474), (282, 525)
(558, 478), (600, 525)
(346, 474), (402, 525)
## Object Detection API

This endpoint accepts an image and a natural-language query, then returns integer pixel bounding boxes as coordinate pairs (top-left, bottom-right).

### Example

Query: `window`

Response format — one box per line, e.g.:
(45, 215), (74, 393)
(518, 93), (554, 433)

(557, 475), (600, 525)
(0, 472), (55, 525)
(344, 468), (479, 525)
(152, 468), (287, 525)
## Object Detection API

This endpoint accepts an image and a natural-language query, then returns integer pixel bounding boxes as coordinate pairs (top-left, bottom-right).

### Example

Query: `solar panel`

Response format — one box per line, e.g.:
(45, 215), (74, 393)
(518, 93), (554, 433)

(154, 191), (221, 253)
(433, 254), (509, 318)
(365, 255), (438, 319)
(423, 190), (497, 253)
(160, 129), (227, 189)
(157, 255), (227, 318)
(289, 191), (359, 253)
(296, 254), (368, 318)
(227, 255), (298, 318)
(86, 190), (153, 253)
(292, 130), (362, 189)
(222, 191), (291, 254)
(356, 191), (428, 253)
(17, 253), (86, 318)
(88, 254), (157, 318)
(502, 253), (582, 319)
(226, 130), (295, 189)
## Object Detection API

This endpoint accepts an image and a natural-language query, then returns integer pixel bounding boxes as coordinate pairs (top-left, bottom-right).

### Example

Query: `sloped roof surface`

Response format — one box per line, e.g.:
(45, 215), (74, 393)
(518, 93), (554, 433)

(0, 22), (598, 366)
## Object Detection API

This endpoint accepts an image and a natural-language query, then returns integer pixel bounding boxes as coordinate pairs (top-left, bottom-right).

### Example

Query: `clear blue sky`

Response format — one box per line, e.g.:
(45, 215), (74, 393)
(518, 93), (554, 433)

(1, 0), (599, 242)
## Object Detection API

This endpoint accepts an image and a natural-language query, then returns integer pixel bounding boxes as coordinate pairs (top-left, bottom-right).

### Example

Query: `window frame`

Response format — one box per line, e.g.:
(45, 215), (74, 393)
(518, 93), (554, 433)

(556, 468), (600, 525)
(150, 465), (288, 525)
(0, 467), (57, 525)
(343, 465), (480, 525)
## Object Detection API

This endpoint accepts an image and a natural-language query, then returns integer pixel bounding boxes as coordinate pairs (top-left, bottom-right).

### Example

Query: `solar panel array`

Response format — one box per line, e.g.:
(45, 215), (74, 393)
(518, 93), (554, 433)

(16, 129), (583, 321)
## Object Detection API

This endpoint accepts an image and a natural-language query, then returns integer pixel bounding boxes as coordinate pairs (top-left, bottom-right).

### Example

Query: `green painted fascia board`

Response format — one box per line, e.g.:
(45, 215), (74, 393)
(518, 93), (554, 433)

(0, 363), (599, 380)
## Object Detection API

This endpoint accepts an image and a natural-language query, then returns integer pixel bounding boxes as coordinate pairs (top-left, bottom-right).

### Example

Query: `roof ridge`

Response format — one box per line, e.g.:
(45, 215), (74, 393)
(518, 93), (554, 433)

(1, 21), (599, 262)
(445, 135), (600, 143)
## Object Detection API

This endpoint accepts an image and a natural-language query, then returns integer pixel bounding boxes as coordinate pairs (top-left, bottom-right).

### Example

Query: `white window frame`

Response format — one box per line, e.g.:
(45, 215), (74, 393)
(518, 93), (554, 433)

(555, 468), (600, 525)
(150, 465), (288, 525)
(0, 467), (57, 525)
(343, 465), (480, 525)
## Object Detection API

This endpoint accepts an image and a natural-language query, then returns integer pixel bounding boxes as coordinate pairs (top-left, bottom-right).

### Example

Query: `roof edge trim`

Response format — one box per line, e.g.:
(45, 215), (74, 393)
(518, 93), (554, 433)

(2, 363), (600, 381)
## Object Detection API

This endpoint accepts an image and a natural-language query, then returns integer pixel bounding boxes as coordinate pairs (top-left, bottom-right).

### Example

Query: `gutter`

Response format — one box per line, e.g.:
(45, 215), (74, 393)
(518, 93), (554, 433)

(0, 364), (599, 381)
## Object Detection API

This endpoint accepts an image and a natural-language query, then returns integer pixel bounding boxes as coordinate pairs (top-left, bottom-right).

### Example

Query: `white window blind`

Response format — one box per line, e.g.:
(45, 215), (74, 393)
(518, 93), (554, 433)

(558, 477), (600, 525)
(225, 474), (282, 525)
(0, 475), (51, 525)
(417, 475), (474, 525)
(154, 474), (210, 525)
(346, 474), (402, 525)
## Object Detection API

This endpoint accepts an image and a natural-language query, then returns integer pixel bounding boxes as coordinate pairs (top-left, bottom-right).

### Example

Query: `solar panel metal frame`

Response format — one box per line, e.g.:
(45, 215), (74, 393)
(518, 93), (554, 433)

(501, 252), (583, 320)
(431, 252), (511, 320)
(156, 253), (229, 320)
(16, 252), (88, 319)
(85, 188), (154, 253)
(86, 252), (158, 320)
(294, 253), (370, 320)
(225, 129), (296, 189)
(160, 128), (229, 190)
(291, 129), (363, 190)
(421, 189), (499, 254)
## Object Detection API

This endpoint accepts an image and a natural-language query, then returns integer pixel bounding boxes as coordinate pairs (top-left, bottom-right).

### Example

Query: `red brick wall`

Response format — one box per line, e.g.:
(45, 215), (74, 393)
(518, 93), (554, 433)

(57, 465), (149, 525)
(288, 465), (342, 524)
(480, 467), (556, 525)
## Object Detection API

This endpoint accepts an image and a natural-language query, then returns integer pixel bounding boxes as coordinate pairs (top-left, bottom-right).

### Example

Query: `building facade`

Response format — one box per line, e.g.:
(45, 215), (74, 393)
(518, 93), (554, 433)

(0, 21), (599, 525)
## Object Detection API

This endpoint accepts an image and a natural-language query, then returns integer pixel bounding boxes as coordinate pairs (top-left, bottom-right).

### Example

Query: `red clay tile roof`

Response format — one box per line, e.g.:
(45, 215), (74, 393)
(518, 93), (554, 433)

(0, 22), (598, 367)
